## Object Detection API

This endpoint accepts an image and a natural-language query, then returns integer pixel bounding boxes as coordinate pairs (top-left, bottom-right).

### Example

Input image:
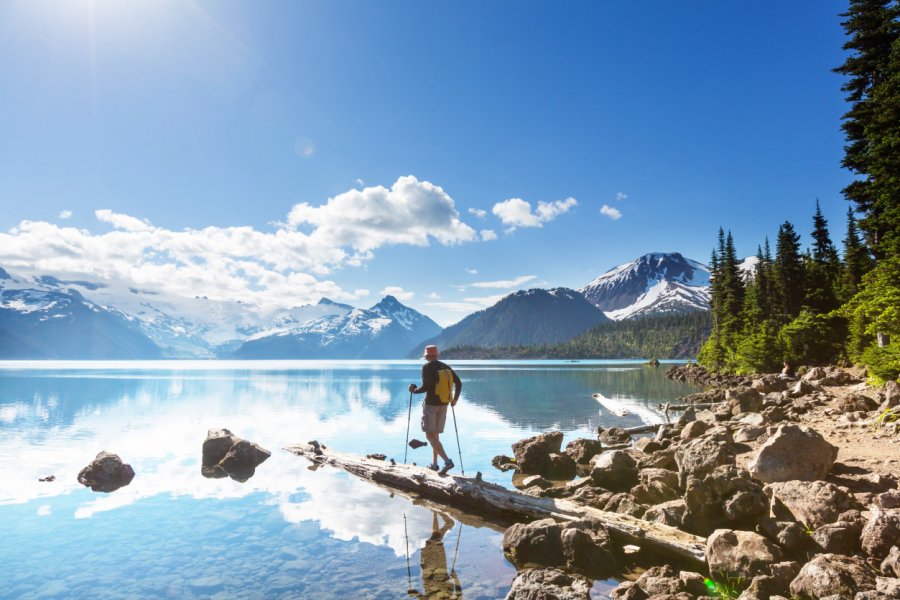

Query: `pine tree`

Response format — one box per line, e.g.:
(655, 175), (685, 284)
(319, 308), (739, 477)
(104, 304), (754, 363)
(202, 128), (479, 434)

(834, 0), (900, 255)
(773, 221), (805, 320)
(805, 201), (841, 313)
(841, 206), (873, 300)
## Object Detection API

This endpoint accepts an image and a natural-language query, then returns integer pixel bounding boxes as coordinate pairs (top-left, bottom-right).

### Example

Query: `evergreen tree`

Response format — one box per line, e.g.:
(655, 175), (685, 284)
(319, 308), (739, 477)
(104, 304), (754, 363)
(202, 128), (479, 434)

(805, 201), (841, 313)
(841, 206), (873, 299)
(834, 0), (900, 256)
(773, 221), (805, 320)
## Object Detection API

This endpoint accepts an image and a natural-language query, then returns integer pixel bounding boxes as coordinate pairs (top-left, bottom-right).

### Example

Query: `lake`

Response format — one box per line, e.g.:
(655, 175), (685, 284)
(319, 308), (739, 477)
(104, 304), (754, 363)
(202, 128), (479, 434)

(0, 360), (698, 599)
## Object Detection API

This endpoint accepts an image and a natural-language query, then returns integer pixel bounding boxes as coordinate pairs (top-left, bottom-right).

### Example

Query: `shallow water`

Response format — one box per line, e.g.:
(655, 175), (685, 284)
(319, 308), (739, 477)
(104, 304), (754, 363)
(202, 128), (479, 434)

(0, 360), (698, 599)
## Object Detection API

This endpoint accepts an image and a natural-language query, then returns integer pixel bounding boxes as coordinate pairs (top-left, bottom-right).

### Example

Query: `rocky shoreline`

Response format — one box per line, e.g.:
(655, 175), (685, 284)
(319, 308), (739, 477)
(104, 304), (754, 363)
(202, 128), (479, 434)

(496, 365), (900, 599)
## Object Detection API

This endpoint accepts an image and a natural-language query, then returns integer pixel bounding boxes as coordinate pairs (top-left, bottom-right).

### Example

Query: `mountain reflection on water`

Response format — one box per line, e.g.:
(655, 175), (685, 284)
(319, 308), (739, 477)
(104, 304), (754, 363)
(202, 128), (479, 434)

(0, 360), (697, 599)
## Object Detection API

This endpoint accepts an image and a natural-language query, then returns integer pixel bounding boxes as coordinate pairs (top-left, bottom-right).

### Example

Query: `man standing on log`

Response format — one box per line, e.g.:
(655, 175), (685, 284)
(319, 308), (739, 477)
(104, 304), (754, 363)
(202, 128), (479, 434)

(409, 345), (461, 473)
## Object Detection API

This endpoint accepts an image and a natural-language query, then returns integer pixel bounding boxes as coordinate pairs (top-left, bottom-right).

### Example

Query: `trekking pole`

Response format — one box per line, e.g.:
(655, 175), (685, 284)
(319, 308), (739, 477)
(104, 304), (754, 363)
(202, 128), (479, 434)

(404, 391), (413, 464)
(450, 403), (464, 476)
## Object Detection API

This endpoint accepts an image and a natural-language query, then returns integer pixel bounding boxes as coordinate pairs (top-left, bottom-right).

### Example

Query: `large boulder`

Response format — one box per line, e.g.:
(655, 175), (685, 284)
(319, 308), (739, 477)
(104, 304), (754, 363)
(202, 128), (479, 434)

(502, 518), (617, 579)
(565, 438), (604, 464)
(766, 480), (862, 529)
(811, 512), (865, 555)
(202, 428), (270, 482)
(707, 528), (784, 580)
(546, 453), (577, 480)
(505, 567), (592, 600)
(590, 450), (638, 492)
(77, 451), (135, 492)
(789, 554), (877, 599)
(683, 465), (769, 535)
(503, 518), (564, 568)
(727, 387), (764, 415)
(643, 499), (686, 527)
(751, 375), (788, 394)
(748, 424), (838, 483)
(675, 430), (736, 489)
(629, 480), (680, 506)
(861, 507), (900, 560)
(879, 380), (900, 409)
(512, 431), (564, 475)
(882, 546), (900, 578)
(838, 393), (879, 413)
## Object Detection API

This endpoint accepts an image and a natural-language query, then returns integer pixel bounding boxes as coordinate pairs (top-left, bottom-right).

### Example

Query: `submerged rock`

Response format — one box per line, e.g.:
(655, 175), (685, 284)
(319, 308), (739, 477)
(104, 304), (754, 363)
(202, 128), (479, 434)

(77, 451), (135, 493)
(201, 428), (270, 483)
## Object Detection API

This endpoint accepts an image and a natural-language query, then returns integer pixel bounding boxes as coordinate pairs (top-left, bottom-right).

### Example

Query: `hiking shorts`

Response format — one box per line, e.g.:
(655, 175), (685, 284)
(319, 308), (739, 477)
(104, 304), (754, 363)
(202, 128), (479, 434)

(421, 402), (448, 433)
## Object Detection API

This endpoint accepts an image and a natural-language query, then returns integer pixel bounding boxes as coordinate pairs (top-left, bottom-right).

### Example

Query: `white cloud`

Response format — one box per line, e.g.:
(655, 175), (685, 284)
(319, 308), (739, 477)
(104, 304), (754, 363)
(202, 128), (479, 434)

(616, 192), (628, 202)
(58, 210), (72, 220)
(0, 176), (479, 310)
(379, 286), (414, 301)
(480, 229), (497, 241)
(469, 275), (537, 289)
(425, 293), (505, 315)
(428, 292), (440, 299)
(465, 268), (478, 275)
(354, 178), (364, 188)
(468, 208), (487, 218)
(600, 205), (622, 220)
(491, 197), (577, 229)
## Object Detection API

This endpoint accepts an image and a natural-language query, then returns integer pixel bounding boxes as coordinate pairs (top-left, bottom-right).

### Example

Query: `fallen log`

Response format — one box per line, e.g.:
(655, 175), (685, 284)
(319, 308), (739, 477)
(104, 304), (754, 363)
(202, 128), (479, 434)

(285, 441), (707, 568)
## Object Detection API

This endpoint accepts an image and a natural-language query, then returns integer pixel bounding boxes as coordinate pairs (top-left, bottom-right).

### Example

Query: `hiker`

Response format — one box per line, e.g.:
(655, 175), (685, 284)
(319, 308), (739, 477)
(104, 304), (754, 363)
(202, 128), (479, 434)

(408, 344), (461, 473)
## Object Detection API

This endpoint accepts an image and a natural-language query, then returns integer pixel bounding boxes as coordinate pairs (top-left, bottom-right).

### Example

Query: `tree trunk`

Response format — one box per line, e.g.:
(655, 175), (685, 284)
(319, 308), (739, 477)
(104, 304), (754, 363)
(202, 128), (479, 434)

(285, 441), (707, 568)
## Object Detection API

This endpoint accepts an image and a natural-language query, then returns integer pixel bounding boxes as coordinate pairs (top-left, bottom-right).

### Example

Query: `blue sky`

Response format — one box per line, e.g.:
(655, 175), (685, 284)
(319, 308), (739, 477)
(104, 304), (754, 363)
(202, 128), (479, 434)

(0, 0), (854, 325)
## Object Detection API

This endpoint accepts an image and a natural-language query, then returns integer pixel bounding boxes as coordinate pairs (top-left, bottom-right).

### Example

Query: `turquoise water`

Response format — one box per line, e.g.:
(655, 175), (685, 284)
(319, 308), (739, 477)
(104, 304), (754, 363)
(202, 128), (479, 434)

(0, 360), (698, 599)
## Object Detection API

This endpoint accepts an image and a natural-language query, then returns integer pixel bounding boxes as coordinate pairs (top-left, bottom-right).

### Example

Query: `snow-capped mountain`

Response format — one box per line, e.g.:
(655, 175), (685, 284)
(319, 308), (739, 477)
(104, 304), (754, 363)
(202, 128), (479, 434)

(0, 266), (436, 359)
(579, 252), (710, 320)
(233, 296), (441, 359)
(0, 269), (162, 359)
(413, 287), (609, 354)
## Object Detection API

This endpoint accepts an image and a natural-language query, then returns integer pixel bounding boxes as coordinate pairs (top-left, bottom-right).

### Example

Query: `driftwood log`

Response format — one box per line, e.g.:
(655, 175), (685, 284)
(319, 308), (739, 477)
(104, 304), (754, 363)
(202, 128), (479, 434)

(285, 441), (706, 567)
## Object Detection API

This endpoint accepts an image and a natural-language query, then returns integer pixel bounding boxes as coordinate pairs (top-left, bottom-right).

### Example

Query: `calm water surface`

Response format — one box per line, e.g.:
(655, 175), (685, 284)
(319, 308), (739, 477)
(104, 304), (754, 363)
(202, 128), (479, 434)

(0, 360), (698, 599)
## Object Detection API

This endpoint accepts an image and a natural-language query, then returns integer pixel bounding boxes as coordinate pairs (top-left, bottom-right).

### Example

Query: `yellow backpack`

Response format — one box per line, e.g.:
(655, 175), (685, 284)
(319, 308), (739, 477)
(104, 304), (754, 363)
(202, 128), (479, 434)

(435, 367), (455, 404)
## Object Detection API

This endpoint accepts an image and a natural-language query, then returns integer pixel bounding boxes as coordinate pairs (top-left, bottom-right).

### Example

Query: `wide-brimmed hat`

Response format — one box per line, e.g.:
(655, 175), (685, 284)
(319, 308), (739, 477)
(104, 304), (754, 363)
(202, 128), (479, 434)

(423, 345), (439, 358)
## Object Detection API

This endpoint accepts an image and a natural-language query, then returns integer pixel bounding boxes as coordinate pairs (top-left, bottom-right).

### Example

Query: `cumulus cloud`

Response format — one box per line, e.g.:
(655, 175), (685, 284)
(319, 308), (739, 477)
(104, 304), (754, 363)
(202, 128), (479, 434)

(469, 275), (537, 289)
(600, 204), (622, 220)
(58, 210), (72, 220)
(480, 229), (497, 241)
(468, 208), (487, 218)
(491, 197), (577, 229)
(0, 176), (478, 310)
(379, 286), (414, 301)
(616, 192), (628, 202)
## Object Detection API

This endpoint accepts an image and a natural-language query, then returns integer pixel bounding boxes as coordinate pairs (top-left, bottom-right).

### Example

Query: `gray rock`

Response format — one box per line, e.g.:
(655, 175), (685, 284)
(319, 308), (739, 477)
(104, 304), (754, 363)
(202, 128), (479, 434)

(520, 475), (552, 490)
(879, 490), (900, 509)
(802, 366), (828, 382)
(502, 518), (564, 568)
(766, 480), (861, 529)
(882, 546), (900, 578)
(202, 429), (270, 482)
(878, 380), (900, 409)
(790, 380), (820, 398)
(636, 447), (678, 471)
(629, 480), (680, 505)
(504, 567), (592, 600)
(76, 451), (135, 493)
(547, 453), (577, 480)
(603, 493), (647, 518)
(642, 499), (686, 527)
(752, 375), (788, 393)
(565, 438), (603, 464)
(492, 454), (518, 472)
(813, 519), (864, 555)
(598, 427), (632, 445)
(559, 522), (617, 577)
(680, 420), (709, 440)
(748, 424), (838, 483)
(736, 412), (767, 427)
(633, 437), (663, 454)
(609, 581), (647, 600)
(789, 554), (877, 599)
(707, 528), (784, 581)
(512, 431), (564, 475)
(735, 426), (767, 443)
(675, 430), (736, 488)
(634, 565), (684, 596)
(876, 576), (900, 598)
(727, 387), (764, 415)
(861, 507), (900, 560)
(569, 486), (613, 510)
(683, 465), (768, 535)
(590, 450), (638, 492)
(639, 467), (679, 490)
(839, 393), (880, 413)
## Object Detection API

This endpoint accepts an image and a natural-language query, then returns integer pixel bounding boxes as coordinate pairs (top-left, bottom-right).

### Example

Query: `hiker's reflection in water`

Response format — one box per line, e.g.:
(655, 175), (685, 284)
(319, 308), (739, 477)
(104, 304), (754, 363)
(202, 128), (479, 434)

(410, 512), (462, 599)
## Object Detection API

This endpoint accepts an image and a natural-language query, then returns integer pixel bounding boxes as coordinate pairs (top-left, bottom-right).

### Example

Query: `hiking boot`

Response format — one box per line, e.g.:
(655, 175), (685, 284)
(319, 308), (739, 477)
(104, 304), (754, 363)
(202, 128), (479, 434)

(439, 459), (454, 475)
(427, 463), (439, 471)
